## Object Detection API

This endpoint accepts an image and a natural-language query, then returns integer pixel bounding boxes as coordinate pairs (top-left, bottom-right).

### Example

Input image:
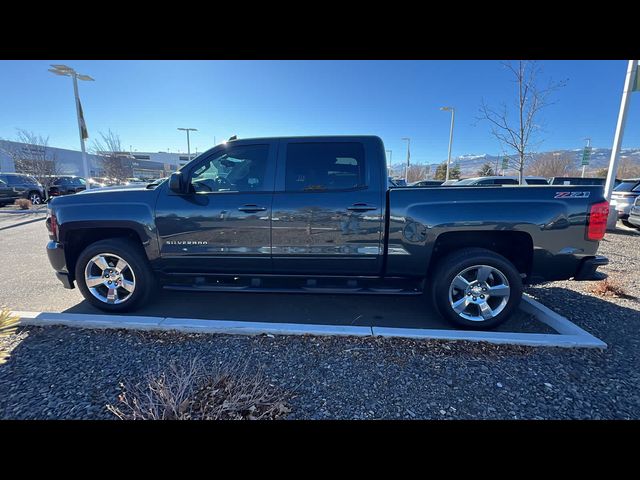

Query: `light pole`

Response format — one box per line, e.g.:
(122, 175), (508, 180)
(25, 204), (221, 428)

(401, 138), (410, 182)
(177, 128), (198, 162)
(440, 106), (455, 181)
(385, 149), (392, 177)
(48, 64), (94, 185)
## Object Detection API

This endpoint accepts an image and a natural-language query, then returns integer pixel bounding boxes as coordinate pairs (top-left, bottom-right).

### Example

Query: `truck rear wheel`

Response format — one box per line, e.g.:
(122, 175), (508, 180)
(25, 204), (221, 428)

(430, 248), (523, 330)
(75, 238), (154, 312)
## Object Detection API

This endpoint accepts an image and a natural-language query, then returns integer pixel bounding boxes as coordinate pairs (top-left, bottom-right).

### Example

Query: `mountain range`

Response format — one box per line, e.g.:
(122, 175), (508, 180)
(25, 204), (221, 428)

(392, 147), (640, 177)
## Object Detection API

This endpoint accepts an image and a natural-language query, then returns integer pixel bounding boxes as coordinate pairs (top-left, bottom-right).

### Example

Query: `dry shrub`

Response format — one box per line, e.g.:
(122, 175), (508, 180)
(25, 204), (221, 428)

(590, 278), (629, 298)
(107, 357), (291, 420)
(0, 307), (20, 364)
(14, 198), (32, 210)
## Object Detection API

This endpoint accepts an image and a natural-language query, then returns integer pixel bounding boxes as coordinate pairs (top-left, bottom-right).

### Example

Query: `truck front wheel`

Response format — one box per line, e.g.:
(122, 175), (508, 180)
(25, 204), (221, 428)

(430, 248), (523, 330)
(75, 238), (155, 312)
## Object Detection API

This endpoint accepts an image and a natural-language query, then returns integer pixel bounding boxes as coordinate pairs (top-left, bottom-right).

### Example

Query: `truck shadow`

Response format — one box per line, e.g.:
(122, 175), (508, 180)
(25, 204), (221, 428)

(60, 289), (548, 333)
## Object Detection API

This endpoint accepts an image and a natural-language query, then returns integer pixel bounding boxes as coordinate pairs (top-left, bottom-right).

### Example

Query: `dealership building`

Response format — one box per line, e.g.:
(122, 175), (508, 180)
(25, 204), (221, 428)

(0, 140), (194, 179)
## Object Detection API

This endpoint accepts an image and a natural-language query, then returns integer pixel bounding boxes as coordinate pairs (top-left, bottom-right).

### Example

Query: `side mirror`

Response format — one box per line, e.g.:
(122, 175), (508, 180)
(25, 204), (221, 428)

(168, 172), (186, 194)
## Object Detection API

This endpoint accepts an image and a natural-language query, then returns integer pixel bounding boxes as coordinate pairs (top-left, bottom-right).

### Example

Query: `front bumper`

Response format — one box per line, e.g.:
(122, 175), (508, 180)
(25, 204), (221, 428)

(574, 255), (609, 281)
(46, 241), (75, 289)
(628, 210), (640, 228)
(611, 198), (635, 219)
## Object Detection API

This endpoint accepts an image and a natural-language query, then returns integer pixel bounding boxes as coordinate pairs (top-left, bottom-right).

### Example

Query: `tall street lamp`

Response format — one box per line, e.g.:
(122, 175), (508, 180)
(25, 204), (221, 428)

(177, 127), (198, 162)
(401, 138), (410, 182)
(48, 64), (94, 185)
(440, 106), (455, 181)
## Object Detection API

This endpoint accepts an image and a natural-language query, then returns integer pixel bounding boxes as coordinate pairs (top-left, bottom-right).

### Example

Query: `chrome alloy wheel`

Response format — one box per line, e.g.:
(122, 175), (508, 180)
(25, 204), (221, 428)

(84, 253), (136, 304)
(448, 264), (511, 322)
(30, 193), (42, 204)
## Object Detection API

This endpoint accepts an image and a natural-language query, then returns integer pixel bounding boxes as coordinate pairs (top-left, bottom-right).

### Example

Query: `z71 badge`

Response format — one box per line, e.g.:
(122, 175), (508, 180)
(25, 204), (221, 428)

(554, 191), (591, 199)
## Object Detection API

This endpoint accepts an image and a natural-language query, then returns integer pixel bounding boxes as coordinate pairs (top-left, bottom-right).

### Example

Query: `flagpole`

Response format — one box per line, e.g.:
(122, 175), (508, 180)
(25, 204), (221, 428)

(605, 60), (639, 230)
(72, 73), (90, 188)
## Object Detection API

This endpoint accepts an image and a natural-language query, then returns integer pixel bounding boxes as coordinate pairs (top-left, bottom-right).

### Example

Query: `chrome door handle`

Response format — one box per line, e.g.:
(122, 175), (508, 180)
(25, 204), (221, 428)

(347, 203), (377, 212)
(238, 205), (267, 212)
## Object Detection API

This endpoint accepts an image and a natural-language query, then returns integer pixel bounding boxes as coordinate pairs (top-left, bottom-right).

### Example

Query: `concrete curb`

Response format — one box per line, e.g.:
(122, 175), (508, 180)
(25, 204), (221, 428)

(0, 209), (47, 215)
(12, 294), (607, 349)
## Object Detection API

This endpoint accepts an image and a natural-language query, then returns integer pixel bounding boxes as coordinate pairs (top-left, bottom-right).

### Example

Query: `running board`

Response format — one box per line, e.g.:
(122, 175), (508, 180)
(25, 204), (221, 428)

(160, 274), (424, 295)
(163, 284), (421, 295)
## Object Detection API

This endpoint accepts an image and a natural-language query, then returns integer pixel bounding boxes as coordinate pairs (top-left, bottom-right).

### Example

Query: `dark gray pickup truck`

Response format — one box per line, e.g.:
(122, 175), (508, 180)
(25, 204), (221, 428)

(45, 136), (610, 329)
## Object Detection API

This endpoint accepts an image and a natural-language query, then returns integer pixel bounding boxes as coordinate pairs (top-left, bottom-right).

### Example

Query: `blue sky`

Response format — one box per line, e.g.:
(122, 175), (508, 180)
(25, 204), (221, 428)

(0, 60), (638, 166)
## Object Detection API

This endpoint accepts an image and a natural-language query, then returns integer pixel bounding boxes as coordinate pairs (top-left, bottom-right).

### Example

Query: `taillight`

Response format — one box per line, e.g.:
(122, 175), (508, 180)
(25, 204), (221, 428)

(47, 211), (58, 239)
(586, 201), (609, 241)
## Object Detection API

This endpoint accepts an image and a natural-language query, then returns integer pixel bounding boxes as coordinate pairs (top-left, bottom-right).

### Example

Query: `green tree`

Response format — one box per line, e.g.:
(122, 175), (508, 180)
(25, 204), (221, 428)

(477, 162), (495, 177)
(433, 162), (461, 181)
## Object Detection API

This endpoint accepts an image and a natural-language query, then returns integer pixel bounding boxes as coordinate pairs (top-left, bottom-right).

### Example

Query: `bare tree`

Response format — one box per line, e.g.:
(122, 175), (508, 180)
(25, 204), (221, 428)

(91, 130), (132, 182)
(406, 164), (433, 183)
(477, 162), (495, 177)
(0, 129), (62, 201)
(478, 61), (567, 184)
(598, 157), (640, 180)
(526, 152), (579, 178)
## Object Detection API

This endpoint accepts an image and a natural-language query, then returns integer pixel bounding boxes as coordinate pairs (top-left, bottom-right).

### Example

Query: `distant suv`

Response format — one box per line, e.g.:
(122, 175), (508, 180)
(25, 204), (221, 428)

(46, 175), (87, 198)
(410, 180), (444, 187)
(452, 176), (548, 186)
(611, 178), (640, 226)
(0, 173), (45, 206)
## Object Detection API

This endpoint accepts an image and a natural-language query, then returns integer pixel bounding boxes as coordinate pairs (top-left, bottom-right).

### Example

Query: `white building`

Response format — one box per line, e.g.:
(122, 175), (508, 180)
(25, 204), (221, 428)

(0, 140), (195, 179)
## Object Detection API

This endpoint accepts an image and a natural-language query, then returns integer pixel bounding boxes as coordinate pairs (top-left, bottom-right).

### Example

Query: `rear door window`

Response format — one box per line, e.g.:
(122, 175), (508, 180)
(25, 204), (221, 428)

(285, 142), (365, 192)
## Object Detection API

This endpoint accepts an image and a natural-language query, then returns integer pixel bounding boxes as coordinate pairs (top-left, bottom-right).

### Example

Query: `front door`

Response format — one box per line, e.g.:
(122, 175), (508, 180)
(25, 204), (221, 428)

(271, 140), (384, 275)
(155, 142), (277, 274)
(0, 177), (13, 203)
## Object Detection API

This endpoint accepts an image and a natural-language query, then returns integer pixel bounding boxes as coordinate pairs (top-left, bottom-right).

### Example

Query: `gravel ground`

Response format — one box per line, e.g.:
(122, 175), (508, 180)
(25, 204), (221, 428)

(1, 227), (639, 420)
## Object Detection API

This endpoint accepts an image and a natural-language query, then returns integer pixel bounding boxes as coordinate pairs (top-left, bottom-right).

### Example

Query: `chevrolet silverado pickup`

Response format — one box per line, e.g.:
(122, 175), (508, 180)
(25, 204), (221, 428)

(45, 136), (610, 329)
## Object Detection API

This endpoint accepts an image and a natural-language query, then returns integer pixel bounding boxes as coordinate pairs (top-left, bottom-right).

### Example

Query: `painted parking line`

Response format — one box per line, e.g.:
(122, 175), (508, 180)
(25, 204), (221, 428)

(12, 294), (607, 349)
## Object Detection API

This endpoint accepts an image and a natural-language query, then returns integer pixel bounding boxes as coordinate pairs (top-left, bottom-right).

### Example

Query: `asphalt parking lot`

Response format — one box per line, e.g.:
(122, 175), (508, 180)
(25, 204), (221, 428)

(2, 209), (640, 419)
(0, 211), (543, 333)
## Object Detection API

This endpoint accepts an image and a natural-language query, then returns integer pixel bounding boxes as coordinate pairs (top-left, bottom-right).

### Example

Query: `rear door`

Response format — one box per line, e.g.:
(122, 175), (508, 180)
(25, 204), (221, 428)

(271, 138), (384, 275)
(155, 141), (277, 274)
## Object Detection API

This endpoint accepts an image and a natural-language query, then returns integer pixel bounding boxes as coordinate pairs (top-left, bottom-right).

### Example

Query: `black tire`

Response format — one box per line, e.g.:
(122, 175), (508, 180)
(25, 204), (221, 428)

(430, 248), (523, 330)
(75, 237), (155, 312)
(28, 191), (43, 205)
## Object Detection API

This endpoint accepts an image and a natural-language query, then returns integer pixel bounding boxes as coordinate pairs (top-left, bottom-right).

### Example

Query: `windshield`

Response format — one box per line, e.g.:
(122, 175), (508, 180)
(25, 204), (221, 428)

(453, 178), (478, 185)
(614, 181), (640, 192)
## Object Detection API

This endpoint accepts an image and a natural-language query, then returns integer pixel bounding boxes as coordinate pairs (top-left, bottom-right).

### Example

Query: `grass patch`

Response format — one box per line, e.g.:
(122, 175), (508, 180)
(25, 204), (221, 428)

(107, 357), (291, 420)
(590, 277), (632, 299)
(14, 199), (32, 210)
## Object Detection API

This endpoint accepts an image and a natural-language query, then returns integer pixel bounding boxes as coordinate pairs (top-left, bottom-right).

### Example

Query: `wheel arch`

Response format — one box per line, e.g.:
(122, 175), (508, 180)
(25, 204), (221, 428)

(62, 224), (150, 283)
(428, 230), (534, 281)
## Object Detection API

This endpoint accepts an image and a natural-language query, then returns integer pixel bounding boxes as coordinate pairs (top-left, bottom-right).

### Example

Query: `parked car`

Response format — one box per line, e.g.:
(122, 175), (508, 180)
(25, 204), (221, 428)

(451, 176), (548, 186)
(410, 180), (444, 187)
(610, 178), (640, 226)
(0, 172), (45, 206)
(45, 175), (87, 198)
(549, 177), (614, 186)
(627, 195), (640, 229)
(46, 135), (609, 330)
(391, 178), (407, 187)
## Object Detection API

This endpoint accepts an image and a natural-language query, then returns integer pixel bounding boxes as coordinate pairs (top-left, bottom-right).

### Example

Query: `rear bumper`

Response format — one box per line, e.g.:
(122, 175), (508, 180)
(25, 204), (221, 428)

(46, 241), (74, 289)
(574, 255), (609, 281)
